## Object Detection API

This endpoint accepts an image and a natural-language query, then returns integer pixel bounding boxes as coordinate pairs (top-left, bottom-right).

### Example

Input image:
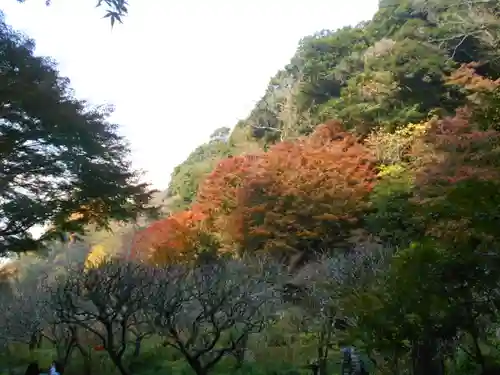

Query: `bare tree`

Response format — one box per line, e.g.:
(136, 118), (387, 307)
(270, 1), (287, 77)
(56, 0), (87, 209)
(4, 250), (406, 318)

(0, 242), (98, 372)
(39, 294), (92, 375)
(41, 323), (78, 371)
(0, 273), (51, 375)
(48, 258), (152, 375)
(0, 276), (47, 349)
(147, 259), (284, 375)
(128, 309), (154, 358)
(291, 245), (394, 375)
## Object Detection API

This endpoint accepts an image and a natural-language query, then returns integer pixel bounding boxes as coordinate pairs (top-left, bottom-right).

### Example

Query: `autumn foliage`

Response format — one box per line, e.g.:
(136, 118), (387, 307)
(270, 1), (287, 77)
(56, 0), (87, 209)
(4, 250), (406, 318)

(409, 67), (500, 245)
(131, 207), (206, 264)
(446, 62), (500, 93)
(135, 66), (500, 266)
(196, 121), (377, 265)
(195, 154), (261, 236)
(446, 62), (500, 130)
(414, 110), (500, 185)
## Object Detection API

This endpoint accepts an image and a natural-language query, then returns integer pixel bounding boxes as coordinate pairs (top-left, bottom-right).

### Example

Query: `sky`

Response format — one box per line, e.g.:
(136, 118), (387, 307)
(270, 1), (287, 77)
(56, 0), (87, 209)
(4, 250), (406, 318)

(2, 0), (379, 191)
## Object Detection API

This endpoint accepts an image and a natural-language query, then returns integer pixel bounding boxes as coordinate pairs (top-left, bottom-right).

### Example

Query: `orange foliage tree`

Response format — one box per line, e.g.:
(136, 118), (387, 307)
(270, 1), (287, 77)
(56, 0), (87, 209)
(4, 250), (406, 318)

(131, 207), (208, 265)
(446, 62), (500, 130)
(195, 154), (261, 243)
(197, 121), (377, 266)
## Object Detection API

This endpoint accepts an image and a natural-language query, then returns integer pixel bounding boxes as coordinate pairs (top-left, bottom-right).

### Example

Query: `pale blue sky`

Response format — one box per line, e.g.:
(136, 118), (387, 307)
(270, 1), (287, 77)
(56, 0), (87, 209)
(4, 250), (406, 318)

(2, 0), (378, 190)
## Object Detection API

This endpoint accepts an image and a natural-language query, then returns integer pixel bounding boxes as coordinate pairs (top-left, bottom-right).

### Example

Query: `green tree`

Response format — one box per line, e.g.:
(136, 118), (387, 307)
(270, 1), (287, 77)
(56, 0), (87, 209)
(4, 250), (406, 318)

(0, 16), (156, 254)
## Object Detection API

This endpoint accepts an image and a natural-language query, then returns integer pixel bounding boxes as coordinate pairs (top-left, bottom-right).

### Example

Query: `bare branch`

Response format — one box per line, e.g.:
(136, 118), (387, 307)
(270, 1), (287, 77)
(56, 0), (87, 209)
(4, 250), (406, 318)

(148, 260), (284, 375)
(47, 258), (153, 375)
(0, 275), (48, 346)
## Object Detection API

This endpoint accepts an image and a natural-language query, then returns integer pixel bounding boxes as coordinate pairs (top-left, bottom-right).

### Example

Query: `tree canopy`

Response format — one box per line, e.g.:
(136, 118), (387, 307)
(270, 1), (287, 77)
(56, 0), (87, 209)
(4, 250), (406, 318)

(0, 14), (156, 253)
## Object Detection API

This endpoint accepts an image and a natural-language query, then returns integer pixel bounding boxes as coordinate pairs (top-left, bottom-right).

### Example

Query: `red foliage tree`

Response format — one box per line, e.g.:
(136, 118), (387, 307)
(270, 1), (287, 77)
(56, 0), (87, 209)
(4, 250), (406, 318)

(196, 154), (261, 243)
(446, 62), (500, 130)
(411, 107), (500, 244)
(197, 121), (377, 266)
(131, 207), (207, 264)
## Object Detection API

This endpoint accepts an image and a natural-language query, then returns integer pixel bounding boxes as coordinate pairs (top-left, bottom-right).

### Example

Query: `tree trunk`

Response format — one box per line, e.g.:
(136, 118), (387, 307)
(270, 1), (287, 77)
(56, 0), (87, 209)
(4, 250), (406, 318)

(465, 302), (486, 373)
(186, 357), (208, 375)
(232, 332), (249, 370)
(316, 318), (331, 375)
(411, 339), (444, 375)
(36, 334), (42, 349)
(75, 343), (91, 375)
(28, 332), (39, 352)
(56, 342), (75, 374)
(316, 340), (329, 375)
(390, 353), (399, 375)
(318, 357), (328, 375)
(109, 353), (131, 375)
(470, 328), (486, 373)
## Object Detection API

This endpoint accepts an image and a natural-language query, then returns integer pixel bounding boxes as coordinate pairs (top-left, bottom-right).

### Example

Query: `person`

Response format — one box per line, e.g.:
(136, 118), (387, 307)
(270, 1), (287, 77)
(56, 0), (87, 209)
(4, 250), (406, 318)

(49, 361), (61, 375)
(24, 362), (40, 375)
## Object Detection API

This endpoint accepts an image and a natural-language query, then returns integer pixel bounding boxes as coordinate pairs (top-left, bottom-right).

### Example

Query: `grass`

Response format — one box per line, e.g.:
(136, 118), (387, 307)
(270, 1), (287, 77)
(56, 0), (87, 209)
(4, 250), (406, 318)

(0, 334), (343, 375)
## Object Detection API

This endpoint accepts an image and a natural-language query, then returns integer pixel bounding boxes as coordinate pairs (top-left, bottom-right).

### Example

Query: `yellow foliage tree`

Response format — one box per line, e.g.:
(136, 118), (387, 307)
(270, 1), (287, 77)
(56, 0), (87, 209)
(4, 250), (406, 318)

(84, 244), (108, 270)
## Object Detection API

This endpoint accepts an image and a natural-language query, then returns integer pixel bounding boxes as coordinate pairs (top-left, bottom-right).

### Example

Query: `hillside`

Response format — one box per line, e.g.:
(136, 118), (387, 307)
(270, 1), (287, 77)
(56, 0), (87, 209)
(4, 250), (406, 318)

(166, 0), (500, 212)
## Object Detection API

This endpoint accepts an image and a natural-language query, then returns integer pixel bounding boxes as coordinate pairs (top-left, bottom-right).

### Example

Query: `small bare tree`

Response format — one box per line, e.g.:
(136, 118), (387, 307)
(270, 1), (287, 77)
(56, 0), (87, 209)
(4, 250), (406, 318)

(148, 259), (284, 375)
(292, 246), (394, 375)
(41, 322), (78, 371)
(0, 276), (47, 349)
(39, 294), (89, 375)
(48, 258), (152, 375)
(0, 274), (52, 375)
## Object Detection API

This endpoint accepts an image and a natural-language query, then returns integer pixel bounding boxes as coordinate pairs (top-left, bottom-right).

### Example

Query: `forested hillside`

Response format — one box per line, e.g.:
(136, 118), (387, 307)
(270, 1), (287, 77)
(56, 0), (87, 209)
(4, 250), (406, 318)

(167, 0), (500, 211)
(3, 1), (500, 375)
(136, 0), (500, 372)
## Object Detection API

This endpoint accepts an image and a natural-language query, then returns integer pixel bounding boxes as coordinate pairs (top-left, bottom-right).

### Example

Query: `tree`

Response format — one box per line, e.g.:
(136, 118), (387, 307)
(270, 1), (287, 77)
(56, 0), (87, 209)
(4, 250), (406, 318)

(0, 16), (157, 254)
(148, 259), (284, 375)
(16, 0), (129, 26)
(0, 275), (47, 349)
(405, 101), (500, 373)
(209, 127), (231, 142)
(196, 154), (261, 243)
(407, 65), (500, 248)
(49, 259), (152, 375)
(248, 71), (314, 142)
(41, 323), (80, 374)
(131, 208), (210, 265)
(167, 137), (235, 212)
(351, 241), (448, 375)
(155, 1), (500, 374)
(445, 62), (500, 130)
(411, 107), (500, 245)
(408, 0), (500, 74)
(288, 244), (392, 375)
(198, 121), (377, 268)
